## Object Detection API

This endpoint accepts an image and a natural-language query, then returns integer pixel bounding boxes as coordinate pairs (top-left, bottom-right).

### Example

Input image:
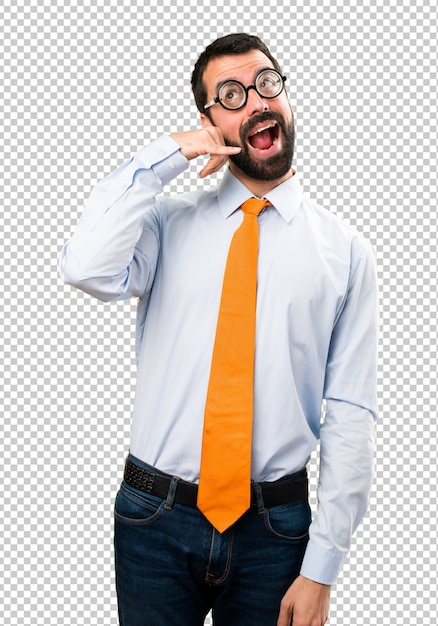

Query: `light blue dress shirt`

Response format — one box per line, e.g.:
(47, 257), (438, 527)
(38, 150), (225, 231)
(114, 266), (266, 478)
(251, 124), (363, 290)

(59, 135), (378, 585)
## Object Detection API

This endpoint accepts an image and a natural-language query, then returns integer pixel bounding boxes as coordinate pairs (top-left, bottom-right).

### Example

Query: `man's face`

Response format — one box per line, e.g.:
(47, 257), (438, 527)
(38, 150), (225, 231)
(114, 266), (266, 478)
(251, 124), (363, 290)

(201, 50), (295, 183)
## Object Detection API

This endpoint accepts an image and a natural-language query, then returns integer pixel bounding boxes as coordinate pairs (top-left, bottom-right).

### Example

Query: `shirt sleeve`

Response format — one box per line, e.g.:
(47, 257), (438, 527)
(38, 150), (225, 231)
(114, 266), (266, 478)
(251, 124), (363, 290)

(58, 135), (188, 301)
(300, 235), (379, 585)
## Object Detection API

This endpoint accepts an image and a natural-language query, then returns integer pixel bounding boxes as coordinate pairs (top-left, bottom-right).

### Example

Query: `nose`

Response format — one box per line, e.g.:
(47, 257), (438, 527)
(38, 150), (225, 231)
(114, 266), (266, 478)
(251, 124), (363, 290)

(246, 86), (269, 115)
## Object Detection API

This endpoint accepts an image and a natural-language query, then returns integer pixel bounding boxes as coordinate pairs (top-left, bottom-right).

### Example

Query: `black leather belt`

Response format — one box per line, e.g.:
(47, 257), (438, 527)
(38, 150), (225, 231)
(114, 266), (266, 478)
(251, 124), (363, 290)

(124, 457), (308, 509)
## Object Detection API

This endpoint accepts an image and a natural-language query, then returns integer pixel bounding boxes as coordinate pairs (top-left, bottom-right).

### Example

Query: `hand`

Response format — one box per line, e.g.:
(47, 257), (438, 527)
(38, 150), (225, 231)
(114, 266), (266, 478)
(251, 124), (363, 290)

(170, 127), (241, 178)
(277, 575), (331, 626)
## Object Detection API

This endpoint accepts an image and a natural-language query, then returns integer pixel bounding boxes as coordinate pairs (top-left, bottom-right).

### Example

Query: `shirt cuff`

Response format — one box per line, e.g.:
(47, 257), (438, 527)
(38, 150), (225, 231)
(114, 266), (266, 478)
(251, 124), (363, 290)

(135, 135), (189, 186)
(300, 540), (346, 586)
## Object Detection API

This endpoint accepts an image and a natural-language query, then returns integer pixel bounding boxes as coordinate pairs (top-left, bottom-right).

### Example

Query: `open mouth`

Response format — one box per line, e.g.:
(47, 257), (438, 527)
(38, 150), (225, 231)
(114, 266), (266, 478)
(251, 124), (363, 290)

(247, 122), (279, 151)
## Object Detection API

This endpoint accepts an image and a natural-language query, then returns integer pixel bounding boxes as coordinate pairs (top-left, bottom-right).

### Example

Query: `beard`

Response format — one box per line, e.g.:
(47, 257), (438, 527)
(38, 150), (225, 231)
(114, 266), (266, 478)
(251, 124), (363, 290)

(223, 110), (295, 181)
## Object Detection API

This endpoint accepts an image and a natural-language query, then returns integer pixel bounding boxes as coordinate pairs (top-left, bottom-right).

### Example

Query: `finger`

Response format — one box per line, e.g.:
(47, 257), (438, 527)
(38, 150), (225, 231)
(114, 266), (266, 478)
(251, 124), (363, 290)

(276, 605), (292, 626)
(199, 154), (229, 178)
(199, 146), (241, 177)
(202, 128), (241, 157)
(206, 144), (241, 157)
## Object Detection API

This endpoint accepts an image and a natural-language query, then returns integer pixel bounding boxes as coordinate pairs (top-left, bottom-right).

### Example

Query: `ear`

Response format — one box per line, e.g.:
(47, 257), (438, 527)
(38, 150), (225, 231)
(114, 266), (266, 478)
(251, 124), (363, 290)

(200, 113), (214, 129)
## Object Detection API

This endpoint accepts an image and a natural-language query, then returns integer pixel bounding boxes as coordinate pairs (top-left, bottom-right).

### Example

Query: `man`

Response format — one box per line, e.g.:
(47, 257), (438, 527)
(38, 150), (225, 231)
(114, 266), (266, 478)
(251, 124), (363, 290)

(60, 33), (378, 626)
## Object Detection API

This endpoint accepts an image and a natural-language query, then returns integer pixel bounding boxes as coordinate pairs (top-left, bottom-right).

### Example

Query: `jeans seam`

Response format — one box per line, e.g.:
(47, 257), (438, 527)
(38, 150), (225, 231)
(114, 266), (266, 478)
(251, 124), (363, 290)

(262, 501), (311, 542)
(214, 529), (234, 584)
(114, 486), (165, 525)
(205, 529), (234, 584)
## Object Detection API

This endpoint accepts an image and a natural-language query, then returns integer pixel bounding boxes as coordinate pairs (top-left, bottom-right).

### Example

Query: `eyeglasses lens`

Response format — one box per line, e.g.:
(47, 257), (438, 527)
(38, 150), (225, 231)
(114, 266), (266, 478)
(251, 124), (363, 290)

(218, 70), (284, 110)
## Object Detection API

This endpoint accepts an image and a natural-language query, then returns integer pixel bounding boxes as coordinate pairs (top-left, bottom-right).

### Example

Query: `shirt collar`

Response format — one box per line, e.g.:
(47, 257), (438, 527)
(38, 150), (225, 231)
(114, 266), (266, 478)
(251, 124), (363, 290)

(217, 167), (304, 223)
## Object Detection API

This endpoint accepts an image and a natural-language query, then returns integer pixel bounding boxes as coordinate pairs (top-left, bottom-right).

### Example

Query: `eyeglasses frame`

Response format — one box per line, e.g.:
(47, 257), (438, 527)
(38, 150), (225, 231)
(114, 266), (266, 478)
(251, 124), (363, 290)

(204, 69), (287, 111)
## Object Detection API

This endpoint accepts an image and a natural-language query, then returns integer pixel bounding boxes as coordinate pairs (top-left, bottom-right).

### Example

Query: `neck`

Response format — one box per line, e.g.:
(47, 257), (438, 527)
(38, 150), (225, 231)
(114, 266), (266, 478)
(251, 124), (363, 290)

(229, 162), (295, 197)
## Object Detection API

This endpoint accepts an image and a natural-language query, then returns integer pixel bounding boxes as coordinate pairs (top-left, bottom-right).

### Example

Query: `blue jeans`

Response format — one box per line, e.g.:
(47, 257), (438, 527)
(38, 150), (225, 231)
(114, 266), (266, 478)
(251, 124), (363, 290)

(114, 457), (310, 626)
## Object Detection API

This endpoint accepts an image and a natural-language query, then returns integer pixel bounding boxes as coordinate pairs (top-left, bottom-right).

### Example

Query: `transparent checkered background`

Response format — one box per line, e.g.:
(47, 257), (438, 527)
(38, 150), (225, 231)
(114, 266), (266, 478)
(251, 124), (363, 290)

(1, 0), (437, 624)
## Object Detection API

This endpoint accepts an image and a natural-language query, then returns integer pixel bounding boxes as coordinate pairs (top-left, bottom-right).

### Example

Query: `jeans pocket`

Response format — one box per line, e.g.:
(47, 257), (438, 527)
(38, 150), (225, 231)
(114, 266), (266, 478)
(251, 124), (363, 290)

(263, 499), (311, 542)
(114, 482), (165, 525)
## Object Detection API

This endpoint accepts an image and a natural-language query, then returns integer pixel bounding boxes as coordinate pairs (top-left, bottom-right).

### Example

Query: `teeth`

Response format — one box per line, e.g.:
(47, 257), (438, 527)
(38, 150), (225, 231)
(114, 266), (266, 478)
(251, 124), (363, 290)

(253, 123), (276, 134)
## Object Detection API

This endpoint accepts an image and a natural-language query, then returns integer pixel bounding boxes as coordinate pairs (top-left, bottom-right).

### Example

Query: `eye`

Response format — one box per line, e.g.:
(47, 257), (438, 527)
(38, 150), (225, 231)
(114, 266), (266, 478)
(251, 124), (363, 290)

(219, 81), (245, 108)
(225, 89), (238, 100)
(257, 70), (282, 96)
(261, 77), (275, 88)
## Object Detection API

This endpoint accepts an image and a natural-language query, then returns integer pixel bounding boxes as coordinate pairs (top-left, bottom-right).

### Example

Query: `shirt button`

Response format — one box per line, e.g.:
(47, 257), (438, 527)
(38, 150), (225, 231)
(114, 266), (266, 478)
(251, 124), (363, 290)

(169, 162), (176, 169)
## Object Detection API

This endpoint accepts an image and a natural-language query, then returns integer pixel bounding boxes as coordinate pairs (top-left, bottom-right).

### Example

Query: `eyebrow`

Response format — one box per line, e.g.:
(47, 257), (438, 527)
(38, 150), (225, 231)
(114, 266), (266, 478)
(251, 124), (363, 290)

(213, 66), (274, 93)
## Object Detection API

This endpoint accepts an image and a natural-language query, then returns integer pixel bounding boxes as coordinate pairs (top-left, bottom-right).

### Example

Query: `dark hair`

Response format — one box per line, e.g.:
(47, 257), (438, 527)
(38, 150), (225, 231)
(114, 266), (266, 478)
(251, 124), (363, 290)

(191, 33), (283, 118)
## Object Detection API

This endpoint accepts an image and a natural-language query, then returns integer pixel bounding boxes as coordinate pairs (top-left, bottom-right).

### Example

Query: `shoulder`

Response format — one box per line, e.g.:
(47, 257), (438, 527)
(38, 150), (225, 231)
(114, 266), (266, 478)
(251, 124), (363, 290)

(303, 195), (374, 258)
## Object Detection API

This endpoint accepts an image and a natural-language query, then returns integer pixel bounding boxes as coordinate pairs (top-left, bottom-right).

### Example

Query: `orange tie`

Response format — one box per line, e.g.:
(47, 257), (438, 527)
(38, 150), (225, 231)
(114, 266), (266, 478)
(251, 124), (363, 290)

(197, 197), (271, 533)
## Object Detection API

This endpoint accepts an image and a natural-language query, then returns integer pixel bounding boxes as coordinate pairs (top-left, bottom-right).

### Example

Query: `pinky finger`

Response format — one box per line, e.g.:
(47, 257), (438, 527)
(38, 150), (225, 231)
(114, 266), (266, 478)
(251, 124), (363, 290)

(199, 155), (229, 178)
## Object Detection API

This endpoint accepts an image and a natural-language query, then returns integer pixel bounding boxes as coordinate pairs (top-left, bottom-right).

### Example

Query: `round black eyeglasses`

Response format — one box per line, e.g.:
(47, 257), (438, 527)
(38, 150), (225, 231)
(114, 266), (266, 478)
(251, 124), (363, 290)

(204, 69), (287, 111)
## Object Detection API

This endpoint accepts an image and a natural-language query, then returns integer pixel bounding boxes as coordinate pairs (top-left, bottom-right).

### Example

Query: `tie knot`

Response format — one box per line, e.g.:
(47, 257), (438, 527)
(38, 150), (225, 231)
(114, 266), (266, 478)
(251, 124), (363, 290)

(241, 197), (271, 216)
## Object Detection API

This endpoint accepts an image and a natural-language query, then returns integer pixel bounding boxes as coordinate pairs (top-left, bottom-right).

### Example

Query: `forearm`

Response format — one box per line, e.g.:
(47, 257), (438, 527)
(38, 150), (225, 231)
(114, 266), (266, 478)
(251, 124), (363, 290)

(301, 402), (376, 584)
(59, 136), (187, 301)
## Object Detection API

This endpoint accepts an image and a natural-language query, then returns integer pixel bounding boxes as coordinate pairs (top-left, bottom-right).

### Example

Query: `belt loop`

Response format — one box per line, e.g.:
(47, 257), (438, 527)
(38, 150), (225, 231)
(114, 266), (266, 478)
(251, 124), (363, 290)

(165, 476), (179, 510)
(252, 482), (265, 514)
